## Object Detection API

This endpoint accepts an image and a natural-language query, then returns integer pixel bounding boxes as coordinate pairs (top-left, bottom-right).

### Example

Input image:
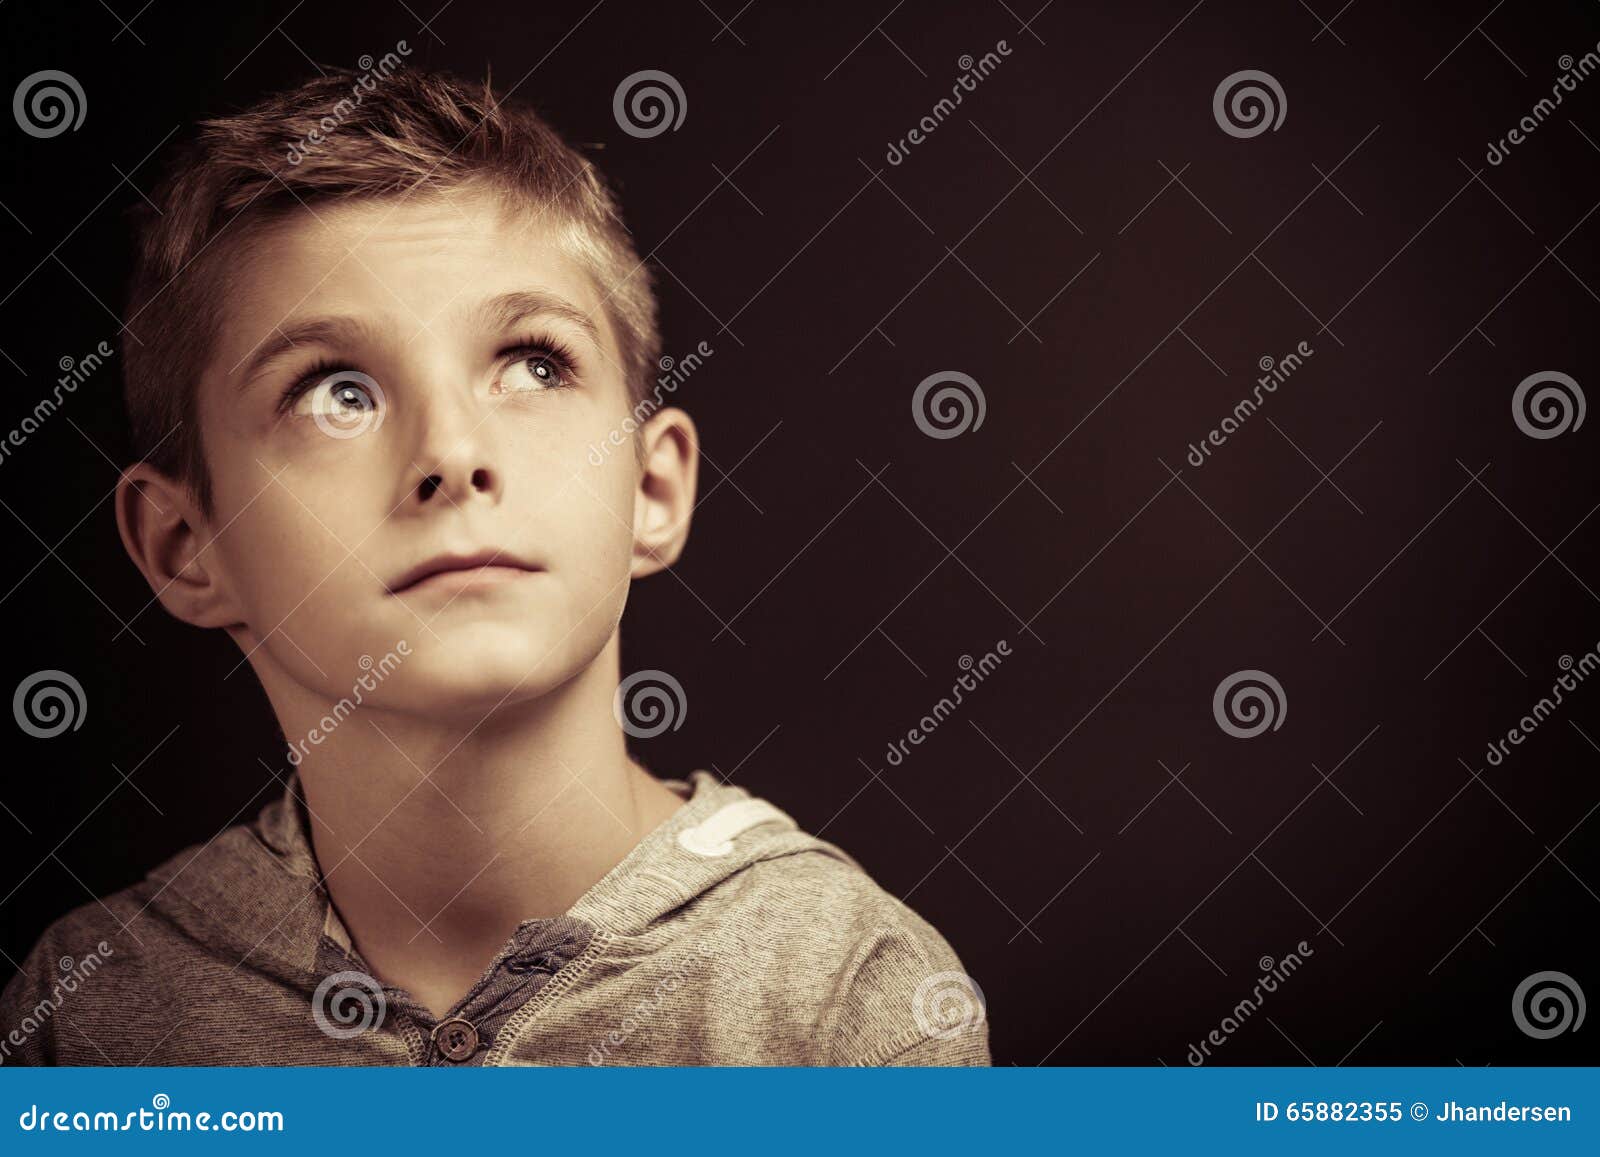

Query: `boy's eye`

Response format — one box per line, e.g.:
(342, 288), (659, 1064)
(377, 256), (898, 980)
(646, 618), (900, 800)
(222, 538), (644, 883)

(293, 371), (379, 413)
(497, 347), (571, 393)
(288, 369), (385, 435)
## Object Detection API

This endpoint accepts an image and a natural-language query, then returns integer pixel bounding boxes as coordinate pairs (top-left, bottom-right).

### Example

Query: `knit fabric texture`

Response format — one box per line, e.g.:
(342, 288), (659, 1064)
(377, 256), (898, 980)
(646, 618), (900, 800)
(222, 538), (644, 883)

(1, 771), (990, 1066)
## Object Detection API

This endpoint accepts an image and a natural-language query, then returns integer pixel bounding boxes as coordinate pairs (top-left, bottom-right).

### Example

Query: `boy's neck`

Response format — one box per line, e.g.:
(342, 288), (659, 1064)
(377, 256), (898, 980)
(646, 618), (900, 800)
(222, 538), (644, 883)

(262, 639), (686, 1019)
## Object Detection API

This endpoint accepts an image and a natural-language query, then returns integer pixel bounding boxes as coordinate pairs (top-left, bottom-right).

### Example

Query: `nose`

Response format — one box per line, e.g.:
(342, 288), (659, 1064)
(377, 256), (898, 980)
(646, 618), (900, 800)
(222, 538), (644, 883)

(409, 393), (503, 507)
(416, 464), (495, 503)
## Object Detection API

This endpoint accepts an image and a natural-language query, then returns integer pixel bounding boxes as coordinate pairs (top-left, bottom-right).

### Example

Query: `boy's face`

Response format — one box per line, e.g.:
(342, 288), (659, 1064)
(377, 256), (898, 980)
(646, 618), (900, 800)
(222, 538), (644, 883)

(157, 185), (683, 721)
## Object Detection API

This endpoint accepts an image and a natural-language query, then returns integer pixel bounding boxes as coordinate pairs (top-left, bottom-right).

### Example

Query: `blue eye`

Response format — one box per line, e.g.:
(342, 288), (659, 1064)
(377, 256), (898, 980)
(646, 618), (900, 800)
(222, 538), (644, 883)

(526, 354), (564, 387)
(499, 349), (570, 393)
(497, 337), (578, 394)
(292, 370), (380, 415)
(285, 369), (386, 438)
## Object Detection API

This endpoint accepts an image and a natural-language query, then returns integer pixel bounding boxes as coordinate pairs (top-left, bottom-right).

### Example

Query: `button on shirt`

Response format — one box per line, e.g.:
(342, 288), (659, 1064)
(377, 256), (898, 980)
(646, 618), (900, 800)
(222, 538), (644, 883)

(315, 903), (594, 1067)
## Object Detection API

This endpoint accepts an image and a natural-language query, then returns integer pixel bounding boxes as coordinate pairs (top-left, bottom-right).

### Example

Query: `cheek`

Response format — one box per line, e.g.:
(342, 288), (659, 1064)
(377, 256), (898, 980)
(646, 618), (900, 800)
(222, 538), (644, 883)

(212, 480), (374, 623)
(206, 413), (329, 540)
(544, 452), (638, 586)
(516, 402), (640, 550)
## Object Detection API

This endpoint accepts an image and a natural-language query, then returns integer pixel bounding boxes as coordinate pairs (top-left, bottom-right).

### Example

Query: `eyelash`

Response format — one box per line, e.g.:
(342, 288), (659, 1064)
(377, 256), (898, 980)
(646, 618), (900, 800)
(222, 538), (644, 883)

(278, 357), (344, 411)
(275, 333), (581, 412)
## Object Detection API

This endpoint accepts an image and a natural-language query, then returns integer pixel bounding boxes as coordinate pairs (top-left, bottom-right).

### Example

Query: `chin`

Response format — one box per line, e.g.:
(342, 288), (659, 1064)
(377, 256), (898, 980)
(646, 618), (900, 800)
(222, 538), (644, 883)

(379, 628), (600, 719)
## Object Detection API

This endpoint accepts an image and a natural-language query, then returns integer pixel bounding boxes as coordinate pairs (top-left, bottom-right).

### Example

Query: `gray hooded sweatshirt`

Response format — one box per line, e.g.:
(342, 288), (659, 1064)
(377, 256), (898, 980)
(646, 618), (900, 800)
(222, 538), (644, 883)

(0, 770), (989, 1066)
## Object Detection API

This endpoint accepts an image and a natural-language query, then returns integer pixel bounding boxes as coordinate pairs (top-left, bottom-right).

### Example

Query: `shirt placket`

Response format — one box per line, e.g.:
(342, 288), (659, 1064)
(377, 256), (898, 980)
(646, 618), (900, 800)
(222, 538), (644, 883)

(314, 914), (592, 1066)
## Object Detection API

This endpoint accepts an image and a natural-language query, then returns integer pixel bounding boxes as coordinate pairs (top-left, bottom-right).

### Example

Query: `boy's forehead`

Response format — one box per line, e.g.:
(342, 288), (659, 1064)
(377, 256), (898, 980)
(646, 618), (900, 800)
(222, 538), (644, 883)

(213, 188), (618, 379)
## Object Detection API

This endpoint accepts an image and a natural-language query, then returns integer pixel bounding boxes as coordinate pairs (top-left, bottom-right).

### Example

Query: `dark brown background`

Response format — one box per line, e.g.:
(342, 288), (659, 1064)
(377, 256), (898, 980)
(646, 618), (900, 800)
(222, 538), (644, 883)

(1, 0), (1597, 1065)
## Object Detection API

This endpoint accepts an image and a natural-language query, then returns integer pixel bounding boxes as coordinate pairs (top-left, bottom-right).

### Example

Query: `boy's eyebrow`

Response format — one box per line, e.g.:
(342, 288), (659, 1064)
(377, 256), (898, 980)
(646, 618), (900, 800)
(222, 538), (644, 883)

(237, 316), (377, 390)
(235, 290), (603, 392)
(473, 289), (603, 350)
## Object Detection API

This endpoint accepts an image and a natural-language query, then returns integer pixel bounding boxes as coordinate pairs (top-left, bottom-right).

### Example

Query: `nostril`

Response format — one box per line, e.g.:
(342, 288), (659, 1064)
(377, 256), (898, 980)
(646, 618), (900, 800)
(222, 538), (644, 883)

(418, 474), (441, 501)
(470, 468), (491, 492)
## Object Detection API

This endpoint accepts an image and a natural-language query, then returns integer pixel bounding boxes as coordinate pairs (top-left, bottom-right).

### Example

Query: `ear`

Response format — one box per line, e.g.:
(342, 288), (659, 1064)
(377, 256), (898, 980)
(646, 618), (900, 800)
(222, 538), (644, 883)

(631, 406), (698, 579)
(114, 462), (242, 629)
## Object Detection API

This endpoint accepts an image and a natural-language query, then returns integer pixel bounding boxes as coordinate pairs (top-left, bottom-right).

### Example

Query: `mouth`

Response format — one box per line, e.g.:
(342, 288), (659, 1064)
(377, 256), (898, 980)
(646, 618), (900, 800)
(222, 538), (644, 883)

(387, 549), (543, 595)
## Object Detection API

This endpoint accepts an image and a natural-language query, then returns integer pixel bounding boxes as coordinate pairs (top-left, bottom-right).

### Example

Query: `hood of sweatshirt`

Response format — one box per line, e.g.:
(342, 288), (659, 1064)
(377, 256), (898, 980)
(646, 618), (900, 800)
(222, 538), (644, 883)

(143, 768), (862, 996)
(2, 768), (990, 1066)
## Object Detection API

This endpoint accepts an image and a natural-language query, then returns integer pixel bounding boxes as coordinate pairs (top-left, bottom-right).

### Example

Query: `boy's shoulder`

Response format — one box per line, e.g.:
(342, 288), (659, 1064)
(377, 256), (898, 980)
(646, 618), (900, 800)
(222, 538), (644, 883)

(568, 771), (990, 1065)
(0, 800), (333, 1066)
(728, 843), (991, 1065)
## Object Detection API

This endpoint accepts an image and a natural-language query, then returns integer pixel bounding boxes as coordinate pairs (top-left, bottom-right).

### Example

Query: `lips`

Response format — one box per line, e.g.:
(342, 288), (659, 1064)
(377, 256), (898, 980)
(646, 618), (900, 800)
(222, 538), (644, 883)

(387, 549), (542, 594)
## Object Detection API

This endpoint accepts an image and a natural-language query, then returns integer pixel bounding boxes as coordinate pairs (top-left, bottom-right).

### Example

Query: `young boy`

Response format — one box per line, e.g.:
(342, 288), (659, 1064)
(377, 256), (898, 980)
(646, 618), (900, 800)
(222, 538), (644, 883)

(0, 69), (988, 1066)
